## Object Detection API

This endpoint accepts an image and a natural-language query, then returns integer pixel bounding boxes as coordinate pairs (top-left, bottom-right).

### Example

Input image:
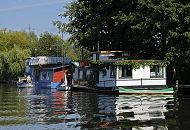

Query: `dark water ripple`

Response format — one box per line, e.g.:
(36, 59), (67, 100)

(0, 84), (189, 130)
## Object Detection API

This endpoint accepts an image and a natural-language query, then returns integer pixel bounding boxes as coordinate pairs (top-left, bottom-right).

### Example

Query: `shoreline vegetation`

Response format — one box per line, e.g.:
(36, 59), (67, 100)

(0, 29), (86, 84)
(0, 80), (17, 84)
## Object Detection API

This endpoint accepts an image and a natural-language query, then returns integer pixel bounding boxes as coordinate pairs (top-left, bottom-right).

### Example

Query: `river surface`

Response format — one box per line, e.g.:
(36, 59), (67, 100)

(0, 84), (189, 130)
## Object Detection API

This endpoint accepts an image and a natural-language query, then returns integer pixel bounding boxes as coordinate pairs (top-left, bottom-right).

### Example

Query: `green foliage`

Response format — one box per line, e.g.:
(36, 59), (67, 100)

(114, 60), (169, 69)
(63, 41), (81, 60)
(58, 0), (190, 83)
(92, 60), (169, 71)
(0, 29), (36, 81)
(35, 32), (60, 56)
(35, 32), (83, 60)
(0, 45), (30, 80)
(61, 0), (189, 59)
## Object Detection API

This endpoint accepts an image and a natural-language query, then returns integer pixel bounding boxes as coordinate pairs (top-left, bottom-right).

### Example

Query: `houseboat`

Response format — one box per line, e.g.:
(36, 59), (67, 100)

(92, 51), (174, 94)
(72, 60), (93, 87)
(26, 56), (71, 89)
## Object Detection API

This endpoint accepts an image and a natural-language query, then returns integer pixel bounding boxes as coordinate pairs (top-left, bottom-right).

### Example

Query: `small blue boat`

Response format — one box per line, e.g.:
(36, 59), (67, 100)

(17, 76), (34, 88)
(57, 83), (67, 91)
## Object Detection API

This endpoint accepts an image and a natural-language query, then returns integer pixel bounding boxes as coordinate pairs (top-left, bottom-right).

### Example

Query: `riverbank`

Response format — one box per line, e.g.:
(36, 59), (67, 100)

(0, 80), (17, 84)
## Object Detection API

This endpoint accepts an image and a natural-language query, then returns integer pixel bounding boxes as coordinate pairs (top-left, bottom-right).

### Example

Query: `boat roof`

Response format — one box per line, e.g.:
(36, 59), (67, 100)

(100, 59), (165, 63)
(39, 65), (71, 70)
(92, 51), (129, 54)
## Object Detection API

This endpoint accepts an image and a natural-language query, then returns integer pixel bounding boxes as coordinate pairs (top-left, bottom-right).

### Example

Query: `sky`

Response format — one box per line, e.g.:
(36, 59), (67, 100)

(0, 0), (72, 39)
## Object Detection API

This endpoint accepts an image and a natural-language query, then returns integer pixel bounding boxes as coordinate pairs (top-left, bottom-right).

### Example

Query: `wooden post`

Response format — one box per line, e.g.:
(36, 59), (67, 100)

(141, 78), (142, 88)
(104, 81), (105, 90)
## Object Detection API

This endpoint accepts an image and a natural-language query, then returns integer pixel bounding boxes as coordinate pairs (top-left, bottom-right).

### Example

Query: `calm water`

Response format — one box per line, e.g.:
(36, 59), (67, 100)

(0, 84), (189, 130)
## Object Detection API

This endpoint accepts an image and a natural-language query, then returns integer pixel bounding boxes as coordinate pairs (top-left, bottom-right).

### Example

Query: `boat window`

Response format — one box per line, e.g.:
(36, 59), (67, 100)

(118, 65), (132, 79)
(150, 65), (164, 78)
(41, 72), (50, 80)
(102, 67), (107, 77)
(83, 70), (87, 78)
(96, 54), (99, 61)
(35, 69), (39, 81)
(95, 71), (99, 83)
(110, 66), (116, 78)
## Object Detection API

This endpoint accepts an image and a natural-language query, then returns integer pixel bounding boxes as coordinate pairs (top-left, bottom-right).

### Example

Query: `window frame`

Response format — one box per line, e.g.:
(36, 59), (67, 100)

(40, 71), (50, 80)
(150, 65), (164, 78)
(110, 65), (116, 78)
(118, 65), (133, 79)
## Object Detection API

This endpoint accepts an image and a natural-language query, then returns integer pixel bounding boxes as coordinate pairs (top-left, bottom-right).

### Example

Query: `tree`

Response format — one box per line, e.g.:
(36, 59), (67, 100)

(35, 32), (61, 56)
(35, 31), (84, 60)
(62, 0), (189, 55)
(0, 29), (37, 51)
(0, 28), (37, 81)
(0, 45), (30, 81)
(59, 0), (190, 83)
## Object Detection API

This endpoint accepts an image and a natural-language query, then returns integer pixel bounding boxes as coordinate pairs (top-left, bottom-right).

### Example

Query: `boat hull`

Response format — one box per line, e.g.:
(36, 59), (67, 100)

(57, 83), (71, 91)
(17, 82), (34, 88)
(36, 82), (62, 89)
(119, 87), (174, 94)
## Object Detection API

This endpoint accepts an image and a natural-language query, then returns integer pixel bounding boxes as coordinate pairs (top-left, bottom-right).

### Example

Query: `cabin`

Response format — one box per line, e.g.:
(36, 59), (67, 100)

(72, 60), (93, 86)
(92, 51), (173, 94)
(25, 56), (71, 89)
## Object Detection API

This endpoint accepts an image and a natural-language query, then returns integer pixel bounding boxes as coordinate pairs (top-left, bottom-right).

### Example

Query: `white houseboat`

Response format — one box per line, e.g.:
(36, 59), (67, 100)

(92, 51), (174, 94)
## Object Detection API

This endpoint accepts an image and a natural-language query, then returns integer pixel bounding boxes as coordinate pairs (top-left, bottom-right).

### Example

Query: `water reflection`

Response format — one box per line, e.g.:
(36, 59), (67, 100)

(0, 84), (181, 130)
(115, 95), (177, 130)
(0, 85), (27, 126)
(19, 88), (82, 127)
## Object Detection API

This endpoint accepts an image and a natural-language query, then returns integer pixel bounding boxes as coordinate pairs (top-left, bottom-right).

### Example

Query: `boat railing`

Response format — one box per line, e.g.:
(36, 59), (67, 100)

(98, 78), (167, 89)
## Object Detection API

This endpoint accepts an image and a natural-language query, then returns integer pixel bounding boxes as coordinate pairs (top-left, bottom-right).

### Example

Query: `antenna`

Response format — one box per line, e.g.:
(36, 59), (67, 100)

(29, 24), (31, 33)
(98, 41), (100, 51)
